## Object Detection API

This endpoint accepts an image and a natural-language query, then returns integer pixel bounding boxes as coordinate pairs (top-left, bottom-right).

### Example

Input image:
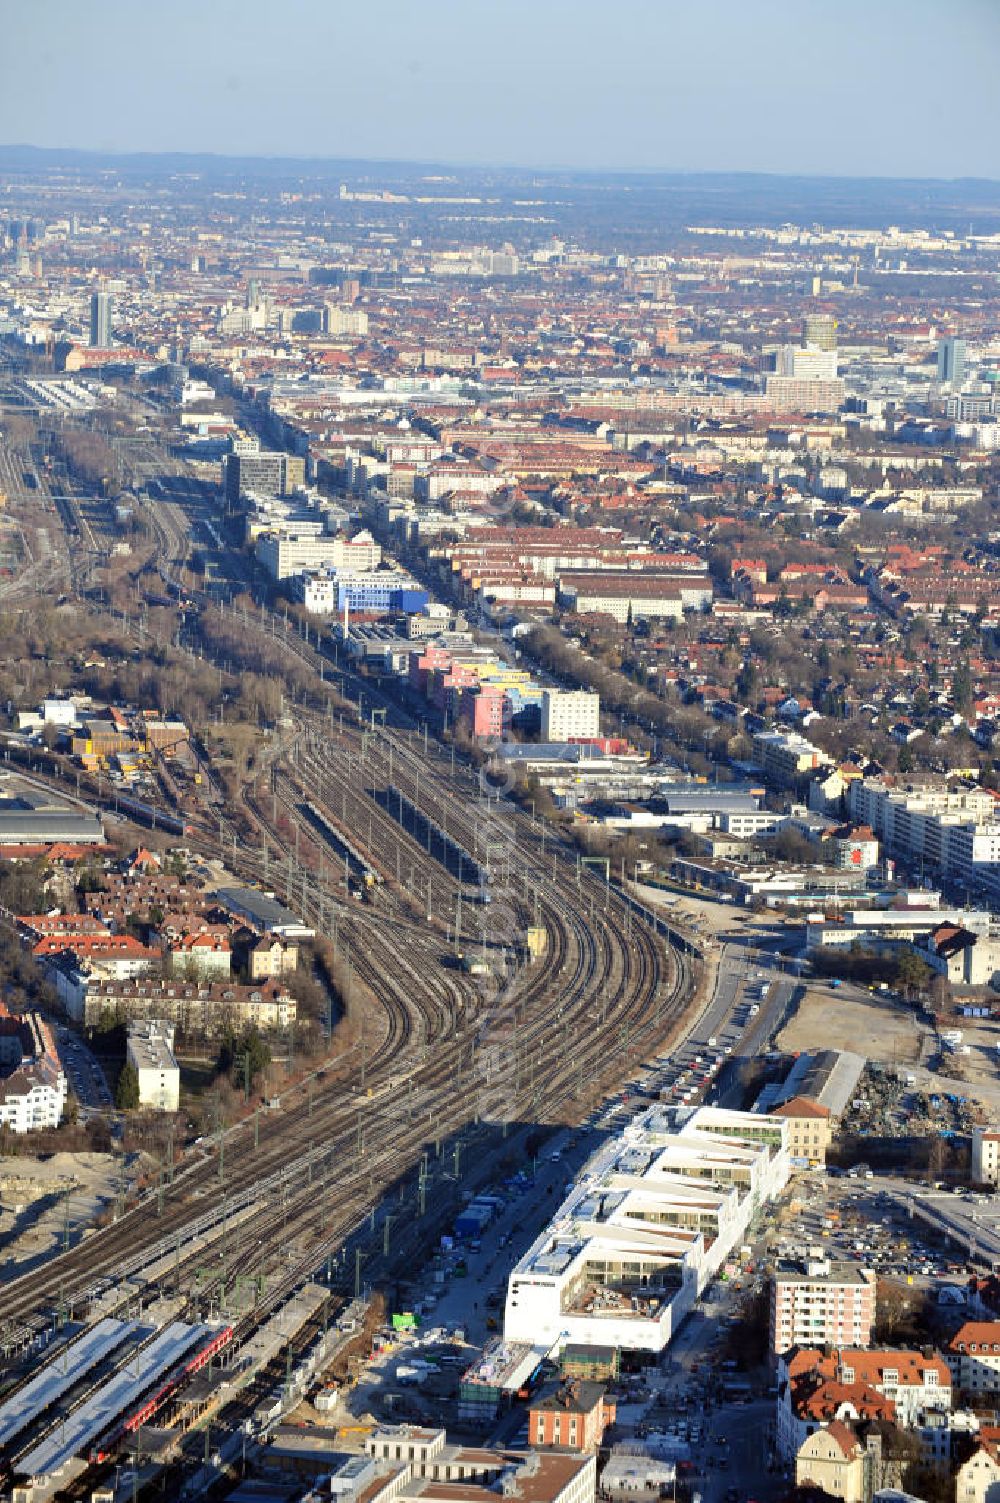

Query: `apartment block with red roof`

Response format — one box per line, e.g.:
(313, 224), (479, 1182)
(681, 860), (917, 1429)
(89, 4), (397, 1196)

(948, 1322), (1000, 1396)
(165, 929), (232, 980)
(778, 1345), (951, 1459)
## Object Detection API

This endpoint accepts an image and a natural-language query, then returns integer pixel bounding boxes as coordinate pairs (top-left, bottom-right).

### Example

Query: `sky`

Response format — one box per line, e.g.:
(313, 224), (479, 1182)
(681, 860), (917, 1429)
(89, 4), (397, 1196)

(2, 0), (1000, 179)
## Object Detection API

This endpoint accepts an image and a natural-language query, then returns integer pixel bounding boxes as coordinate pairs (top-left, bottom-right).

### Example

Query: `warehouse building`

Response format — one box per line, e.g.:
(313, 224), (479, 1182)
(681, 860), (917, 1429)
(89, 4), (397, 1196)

(213, 887), (315, 939)
(757, 1049), (865, 1165)
(0, 798), (103, 847)
(504, 1105), (789, 1357)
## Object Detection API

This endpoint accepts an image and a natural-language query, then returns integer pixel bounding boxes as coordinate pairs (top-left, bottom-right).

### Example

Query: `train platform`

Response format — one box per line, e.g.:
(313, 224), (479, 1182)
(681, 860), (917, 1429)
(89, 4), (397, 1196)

(16, 1322), (216, 1485)
(234, 1282), (330, 1378)
(0, 1317), (137, 1449)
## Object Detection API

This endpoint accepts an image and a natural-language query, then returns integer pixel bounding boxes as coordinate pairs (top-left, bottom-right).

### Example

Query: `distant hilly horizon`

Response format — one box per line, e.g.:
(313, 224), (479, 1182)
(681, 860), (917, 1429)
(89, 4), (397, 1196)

(1, 140), (999, 190)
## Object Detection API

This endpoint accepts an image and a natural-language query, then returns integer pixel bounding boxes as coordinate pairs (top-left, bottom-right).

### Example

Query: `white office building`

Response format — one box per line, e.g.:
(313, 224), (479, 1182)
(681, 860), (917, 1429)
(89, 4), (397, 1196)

(256, 529), (382, 581)
(504, 1105), (789, 1357)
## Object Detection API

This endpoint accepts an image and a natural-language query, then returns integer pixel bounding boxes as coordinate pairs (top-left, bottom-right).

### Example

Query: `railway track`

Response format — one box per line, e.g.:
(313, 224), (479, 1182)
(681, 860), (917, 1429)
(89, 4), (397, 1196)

(1, 475), (701, 1353)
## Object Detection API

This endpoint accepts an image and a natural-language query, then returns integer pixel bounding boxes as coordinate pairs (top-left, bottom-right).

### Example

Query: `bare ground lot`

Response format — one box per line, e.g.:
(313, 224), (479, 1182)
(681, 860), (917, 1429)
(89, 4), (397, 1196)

(775, 985), (1000, 1118)
(775, 985), (927, 1064)
(0, 1152), (123, 1275)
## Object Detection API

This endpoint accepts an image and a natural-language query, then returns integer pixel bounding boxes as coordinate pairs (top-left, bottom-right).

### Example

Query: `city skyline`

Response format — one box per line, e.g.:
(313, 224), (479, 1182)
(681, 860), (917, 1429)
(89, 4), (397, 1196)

(2, 0), (1000, 179)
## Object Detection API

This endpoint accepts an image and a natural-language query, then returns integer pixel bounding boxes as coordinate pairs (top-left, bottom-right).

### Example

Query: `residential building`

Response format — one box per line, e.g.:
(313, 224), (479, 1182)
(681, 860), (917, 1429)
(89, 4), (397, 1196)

(779, 1346), (951, 1462)
(324, 304), (369, 336)
(65, 976), (296, 1034)
(558, 572), (711, 622)
(824, 824), (881, 872)
(772, 1096), (833, 1167)
(540, 690), (601, 743)
(948, 1323), (1000, 1396)
(848, 779), (1000, 883)
(763, 375), (845, 412)
(126, 1019), (179, 1112)
(0, 1005), (67, 1133)
(972, 1128), (1000, 1187)
(458, 684), (508, 740)
(777, 1367), (894, 1464)
(795, 1422), (869, 1503)
(245, 934), (299, 981)
(924, 924), (1000, 987)
(770, 1259), (876, 1356)
(956, 1431), (1000, 1503)
(166, 931), (232, 980)
(825, 1350), (951, 1427)
(753, 729), (832, 789)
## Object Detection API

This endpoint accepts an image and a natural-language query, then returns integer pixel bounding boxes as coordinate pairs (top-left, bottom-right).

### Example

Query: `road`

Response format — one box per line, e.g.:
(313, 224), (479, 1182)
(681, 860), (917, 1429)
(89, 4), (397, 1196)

(54, 1023), (113, 1112)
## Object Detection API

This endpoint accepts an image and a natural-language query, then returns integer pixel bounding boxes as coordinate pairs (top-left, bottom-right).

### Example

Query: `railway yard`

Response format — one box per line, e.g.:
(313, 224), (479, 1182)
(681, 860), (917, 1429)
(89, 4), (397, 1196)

(0, 431), (712, 1499)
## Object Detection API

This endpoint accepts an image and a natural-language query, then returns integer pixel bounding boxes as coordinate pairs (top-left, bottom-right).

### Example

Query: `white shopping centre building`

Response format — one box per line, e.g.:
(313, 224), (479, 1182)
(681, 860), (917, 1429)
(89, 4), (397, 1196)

(504, 1105), (790, 1356)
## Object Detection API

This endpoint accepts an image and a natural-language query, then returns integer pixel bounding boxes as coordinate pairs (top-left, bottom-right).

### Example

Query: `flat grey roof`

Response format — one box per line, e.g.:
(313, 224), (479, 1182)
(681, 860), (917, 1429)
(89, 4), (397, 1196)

(0, 1318), (134, 1446)
(128, 1035), (177, 1072)
(656, 791), (761, 813)
(495, 744), (605, 764)
(774, 1260), (870, 1286)
(0, 811), (104, 845)
(17, 1322), (209, 1481)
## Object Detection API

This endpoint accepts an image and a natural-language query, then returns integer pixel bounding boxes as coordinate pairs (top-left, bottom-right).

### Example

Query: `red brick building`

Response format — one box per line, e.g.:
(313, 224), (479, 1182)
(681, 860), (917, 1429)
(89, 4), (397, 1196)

(528, 1381), (615, 1453)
